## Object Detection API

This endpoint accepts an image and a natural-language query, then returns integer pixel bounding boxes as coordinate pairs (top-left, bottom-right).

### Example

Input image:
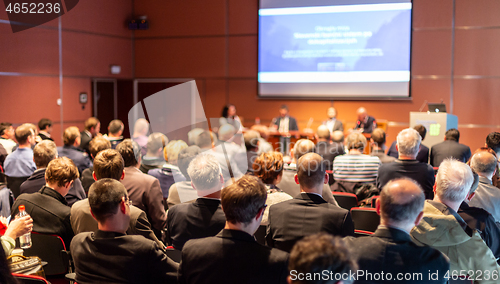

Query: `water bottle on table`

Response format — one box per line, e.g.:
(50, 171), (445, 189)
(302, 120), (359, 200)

(15, 205), (32, 249)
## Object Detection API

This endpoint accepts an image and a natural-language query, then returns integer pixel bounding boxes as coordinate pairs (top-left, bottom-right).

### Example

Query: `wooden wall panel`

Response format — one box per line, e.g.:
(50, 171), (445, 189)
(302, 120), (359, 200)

(0, 24), (59, 74)
(411, 30), (452, 76)
(135, 38), (226, 78)
(228, 36), (257, 78)
(453, 78), (500, 125)
(133, 0), (226, 38)
(62, 32), (132, 78)
(61, 0), (132, 37)
(228, 0), (258, 35)
(454, 29), (500, 76)
(456, 0), (500, 27)
(412, 0), (453, 28)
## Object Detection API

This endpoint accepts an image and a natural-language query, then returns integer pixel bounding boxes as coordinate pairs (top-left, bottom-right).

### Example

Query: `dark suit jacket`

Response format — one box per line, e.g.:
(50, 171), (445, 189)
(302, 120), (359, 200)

(71, 230), (178, 284)
(371, 149), (397, 164)
(266, 193), (354, 252)
(57, 145), (92, 176)
(11, 186), (74, 247)
(459, 202), (500, 262)
(70, 198), (164, 248)
(315, 141), (344, 171)
(166, 198), (226, 250)
(387, 141), (430, 164)
(354, 115), (376, 133)
(179, 229), (289, 284)
(344, 227), (449, 284)
(121, 167), (167, 232)
(376, 159), (435, 199)
(37, 132), (53, 141)
(272, 116), (299, 131)
(20, 168), (86, 206)
(430, 140), (471, 167)
(80, 166), (94, 195)
(79, 131), (92, 156)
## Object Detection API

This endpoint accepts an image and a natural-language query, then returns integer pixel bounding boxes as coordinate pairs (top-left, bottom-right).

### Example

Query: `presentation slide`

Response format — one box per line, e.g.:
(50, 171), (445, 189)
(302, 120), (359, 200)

(258, 0), (412, 98)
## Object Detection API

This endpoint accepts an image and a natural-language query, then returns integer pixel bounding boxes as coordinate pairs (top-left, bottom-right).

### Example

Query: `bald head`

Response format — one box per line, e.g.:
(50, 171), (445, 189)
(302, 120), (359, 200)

(471, 151), (497, 178)
(133, 118), (149, 136)
(293, 139), (316, 161)
(297, 153), (326, 191)
(357, 107), (367, 122)
(316, 125), (330, 140)
(331, 130), (344, 143)
(327, 107), (337, 119)
(218, 124), (236, 142)
(380, 179), (425, 227)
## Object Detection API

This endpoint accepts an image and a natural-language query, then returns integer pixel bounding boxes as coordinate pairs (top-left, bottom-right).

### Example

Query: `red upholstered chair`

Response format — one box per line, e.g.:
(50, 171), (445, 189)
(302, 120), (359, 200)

(165, 246), (182, 263)
(350, 207), (380, 234)
(370, 195), (380, 208)
(332, 192), (358, 211)
(21, 232), (72, 277)
(12, 273), (51, 284)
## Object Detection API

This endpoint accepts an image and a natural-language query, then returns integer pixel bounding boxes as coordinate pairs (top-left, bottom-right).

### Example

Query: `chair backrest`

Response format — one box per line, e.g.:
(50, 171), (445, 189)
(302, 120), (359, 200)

(350, 207), (380, 233)
(12, 273), (50, 284)
(6, 175), (29, 198)
(21, 232), (70, 276)
(370, 195), (379, 208)
(332, 192), (358, 210)
(165, 247), (182, 263)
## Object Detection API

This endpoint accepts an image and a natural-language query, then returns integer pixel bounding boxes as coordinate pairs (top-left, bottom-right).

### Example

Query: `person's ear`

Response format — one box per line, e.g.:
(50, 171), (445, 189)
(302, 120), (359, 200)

(287, 276), (292, 284)
(92, 172), (97, 181)
(89, 207), (97, 221)
(433, 183), (437, 194)
(66, 180), (74, 189)
(121, 170), (125, 180)
(324, 173), (329, 185)
(375, 198), (381, 215)
(395, 144), (399, 152)
(467, 192), (476, 201)
(415, 211), (424, 226)
(120, 198), (127, 214)
(294, 174), (299, 185)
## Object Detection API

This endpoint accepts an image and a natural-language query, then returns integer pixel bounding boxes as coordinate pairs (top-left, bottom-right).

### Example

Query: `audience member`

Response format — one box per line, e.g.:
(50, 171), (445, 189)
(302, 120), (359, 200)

(353, 107), (376, 133)
(410, 159), (499, 281)
(20, 140), (86, 206)
(289, 233), (357, 284)
(271, 104), (299, 132)
(71, 179), (178, 283)
(104, 119), (124, 149)
(148, 140), (187, 199)
(71, 149), (163, 247)
(267, 153), (354, 252)
(179, 175), (289, 284)
(485, 132), (500, 188)
(322, 106), (344, 133)
(234, 130), (260, 174)
(315, 125), (344, 171)
(251, 124), (273, 154)
(253, 152), (292, 224)
(219, 104), (242, 131)
(370, 128), (396, 164)
(166, 146), (200, 208)
(458, 171), (500, 263)
(57, 126), (92, 176)
(132, 118), (150, 157)
(430, 128), (471, 167)
(344, 178), (449, 284)
(333, 132), (381, 183)
(387, 124), (429, 163)
(4, 123), (37, 198)
(80, 117), (100, 156)
(187, 128), (204, 146)
(116, 139), (166, 236)
(278, 139), (338, 205)
(37, 118), (53, 141)
(166, 154), (226, 250)
(376, 128), (435, 199)
(139, 132), (168, 173)
(11, 157), (78, 247)
(80, 136), (111, 194)
(469, 151), (500, 222)
(0, 123), (17, 154)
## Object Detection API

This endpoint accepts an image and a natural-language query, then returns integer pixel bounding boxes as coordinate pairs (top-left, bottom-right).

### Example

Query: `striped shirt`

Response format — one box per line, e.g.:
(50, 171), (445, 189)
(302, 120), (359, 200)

(333, 154), (381, 183)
